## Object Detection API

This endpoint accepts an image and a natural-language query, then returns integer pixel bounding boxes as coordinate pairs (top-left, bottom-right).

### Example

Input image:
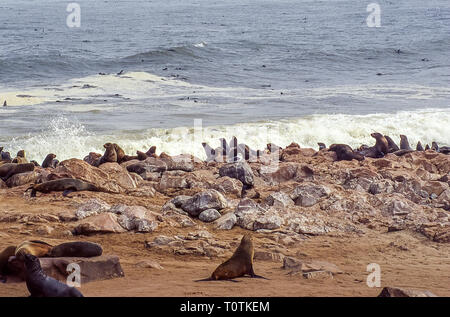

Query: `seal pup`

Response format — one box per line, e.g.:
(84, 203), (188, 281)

(15, 240), (53, 259)
(0, 162), (35, 181)
(400, 135), (412, 150)
(24, 254), (84, 297)
(195, 234), (267, 281)
(329, 144), (364, 161)
(41, 154), (56, 168)
(416, 141), (424, 151)
(384, 135), (400, 153)
(0, 246), (16, 282)
(27, 178), (100, 197)
(431, 142), (439, 152)
(49, 241), (103, 258)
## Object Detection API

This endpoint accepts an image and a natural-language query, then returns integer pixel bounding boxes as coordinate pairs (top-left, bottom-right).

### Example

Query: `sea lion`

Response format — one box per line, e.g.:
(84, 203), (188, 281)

(0, 246), (16, 281)
(1, 149), (11, 162)
(439, 146), (450, 154)
(93, 143), (117, 167)
(431, 142), (439, 152)
(24, 254), (84, 297)
(15, 240), (53, 259)
(27, 178), (100, 197)
(400, 135), (412, 150)
(329, 144), (364, 161)
(136, 151), (148, 161)
(12, 150), (28, 164)
(145, 146), (157, 156)
(0, 162), (35, 181)
(112, 143), (126, 163)
(49, 241), (103, 258)
(41, 154), (56, 168)
(425, 144), (430, 150)
(416, 141), (424, 151)
(30, 160), (40, 167)
(384, 135), (400, 153)
(195, 234), (267, 281)
(371, 132), (389, 156)
(317, 143), (326, 151)
(392, 149), (415, 156)
(159, 152), (171, 160)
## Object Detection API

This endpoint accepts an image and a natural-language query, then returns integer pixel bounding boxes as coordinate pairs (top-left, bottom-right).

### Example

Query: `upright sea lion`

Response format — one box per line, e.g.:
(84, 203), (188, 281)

(0, 162), (35, 181)
(93, 143), (117, 167)
(136, 151), (148, 161)
(400, 135), (412, 150)
(27, 178), (100, 197)
(49, 241), (103, 258)
(317, 143), (326, 151)
(112, 143), (126, 163)
(329, 144), (364, 161)
(12, 150), (28, 164)
(0, 246), (16, 281)
(384, 135), (400, 153)
(425, 144), (430, 150)
(431, 142), (439, 152)
(145, 146), (157, 156)
(195, 234), (267, 281)
(416, 141), (424, 151)
(41, 154), (56, 168)
(15, 240), (53, 259)
(371, 132), (389, 156)
(24, 254), (84, 297)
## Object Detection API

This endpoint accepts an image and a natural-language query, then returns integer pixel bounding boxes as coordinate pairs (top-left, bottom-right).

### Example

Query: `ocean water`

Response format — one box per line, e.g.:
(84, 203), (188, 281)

(0, 0), (449, 162)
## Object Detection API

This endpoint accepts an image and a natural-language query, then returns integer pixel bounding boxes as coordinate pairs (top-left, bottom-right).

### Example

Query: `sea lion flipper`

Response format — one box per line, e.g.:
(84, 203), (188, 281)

(250, 274), (270, 280)
(194, 277), (213, 282)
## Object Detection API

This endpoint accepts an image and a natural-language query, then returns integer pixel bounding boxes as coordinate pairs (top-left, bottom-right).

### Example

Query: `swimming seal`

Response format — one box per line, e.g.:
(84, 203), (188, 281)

(0, 162), (35, 181)
(329, 144), (364, 161)
(0, 246), (16, 282)
(195, 234), (267, 282)
(27, 178), (100, 197)
(24, 254), (84, 297)
(400, 135), (412, 151)
(49, 241), (103, 258)
(41, 154), (56, 168)
(15, 240), (53, 259)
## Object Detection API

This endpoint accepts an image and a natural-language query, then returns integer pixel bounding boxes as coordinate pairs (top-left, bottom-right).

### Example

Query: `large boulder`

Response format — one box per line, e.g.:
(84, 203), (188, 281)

(74, 213), (126, 235)
(181, 189), (227, 217)
(290, 183), (331, 207)
(219, 162), (254, 187)
(5, 171), (39, 187)
(214, 212), (237, 230)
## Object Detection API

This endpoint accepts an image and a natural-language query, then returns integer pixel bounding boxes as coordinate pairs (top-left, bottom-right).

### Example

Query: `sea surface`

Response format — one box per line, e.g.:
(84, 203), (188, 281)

(0, 0), (449, 162)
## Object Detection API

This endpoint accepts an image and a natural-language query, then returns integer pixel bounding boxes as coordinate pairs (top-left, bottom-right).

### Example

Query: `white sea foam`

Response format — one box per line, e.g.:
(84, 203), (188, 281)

(3, 108), (449, 163)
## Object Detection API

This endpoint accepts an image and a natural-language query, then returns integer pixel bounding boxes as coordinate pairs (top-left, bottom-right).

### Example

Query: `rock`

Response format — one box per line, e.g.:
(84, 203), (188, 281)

(254, 251), (285, 262)
(302, 270), (334, 279)
(283, 257), (343, 279)
(74, 213), (126, 235)
(288, 215), (331, 235)
(75, 199), (111, 219)
(162, 154), (194, 172)
(113, 205), (159, 233)
(378, 287), (437, 297)
(134, 260), (163, 270)
(139, 171), (161, 181)
(5, 171), (38, 187)
(422, 181), (448, 197)
(253, 212), (283, 230)
(0, 178), (7, 189)
(35, 224), (54, 236)
(261, 163), (298, 184)
(213, 176), (243, 198)
(158, 172), (189, 191)
(214, 212), (237, 230)
(291, 183), (331, 207)
(417, 223), (450, 243)
(198, 209), (221, 222)
(265, 192), (294, 209)
(181, 189), (227, 216)
(219, 161), (254, 187)
(388, 200), (413, 216)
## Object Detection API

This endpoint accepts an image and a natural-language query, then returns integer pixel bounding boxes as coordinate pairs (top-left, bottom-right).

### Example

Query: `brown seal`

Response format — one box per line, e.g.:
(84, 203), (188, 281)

(136, 151), (148, 161)
(195, 234), (268, 281)
(12, 150), (28, 164)
(416, 141), (424, 151)
(329, 144), (364, 161)
(27, 178), (100, 197)
(49, 241), (103, 258)
(431, 142), (439, 152)
(0, 162), (35, 181)
(371, 132), (389, 156)
(94, 143), (117, 167)
(317, 143), (326, 151)
(0, 246), (16, 281)
(384, 135), (400, 153)
(41, 153), (56, 168)
(15, 240), (53, 259)
(146, 146), (157, 156)
(112, 143), (126, 163)
(400, 135), (412, 150)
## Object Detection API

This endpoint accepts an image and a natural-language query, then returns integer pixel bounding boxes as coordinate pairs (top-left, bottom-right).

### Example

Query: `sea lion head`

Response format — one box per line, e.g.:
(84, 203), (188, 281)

(241, 233), (253, 245)
(23, 254), (41, 273)
(103, 142), (113, 149)
(16, 150), (25, 158)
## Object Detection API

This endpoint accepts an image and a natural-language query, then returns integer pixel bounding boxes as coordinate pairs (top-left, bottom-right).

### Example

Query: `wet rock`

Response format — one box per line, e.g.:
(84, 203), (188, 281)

(198, 209), (221, 222)
(219, 161), (254, 187)
(378, 287), (437, 297)
(181, 189), (227, 216)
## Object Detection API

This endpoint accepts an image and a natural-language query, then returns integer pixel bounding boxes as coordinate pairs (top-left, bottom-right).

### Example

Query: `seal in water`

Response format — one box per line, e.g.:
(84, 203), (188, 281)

(0, 246), (16, 282)
(24, 254), (84, 297)
(0, 163), (35, 181)
(27, 178), (100, 197)
(49, 241), (103, 258)
(384, 135), (400, 153)
(416, 141), (424, 151)
(195, 234), (268, 281)
(329, 144), (364, 161)
(400, 135), (412, 151)
(41, 154), (56, 168)
(15, 240), (53, 259)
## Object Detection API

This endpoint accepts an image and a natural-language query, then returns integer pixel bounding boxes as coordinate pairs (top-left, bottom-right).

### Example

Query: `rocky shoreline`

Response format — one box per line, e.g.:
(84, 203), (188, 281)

(0, 137), (449, 297)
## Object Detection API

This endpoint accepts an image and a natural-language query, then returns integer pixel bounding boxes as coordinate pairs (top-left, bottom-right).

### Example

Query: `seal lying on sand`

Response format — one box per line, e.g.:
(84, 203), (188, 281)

(15, 240), (53, 259)
(49, 241), (103, 258)
(195, 234), (267, 281)
(0, 162), (35, 181)
(27, 178), (100, 197)
(24, 254), (83, 297)
(329, 144), (364, 161)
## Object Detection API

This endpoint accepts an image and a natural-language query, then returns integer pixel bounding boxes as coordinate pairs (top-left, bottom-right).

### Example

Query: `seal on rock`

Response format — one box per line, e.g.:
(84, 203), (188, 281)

(431, 142), (439, 152)
(12, 150), (28, 164)
(93, 143), (117, 167)
(384, 135), (400, 153)
(0, 162), (35, 181)
(416, 141), (424, 151)
(400, 135), (412, 151)
(49, 241), (103, 258)
(195, 234), (267, 281)
(41, 154), (56, 168)
(317, 143), (326, 151)
(27, 178), (100, 197)
(24, 254), (84, 297)
(15, 240), (53, 259)
(329, 144), (364, 161)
